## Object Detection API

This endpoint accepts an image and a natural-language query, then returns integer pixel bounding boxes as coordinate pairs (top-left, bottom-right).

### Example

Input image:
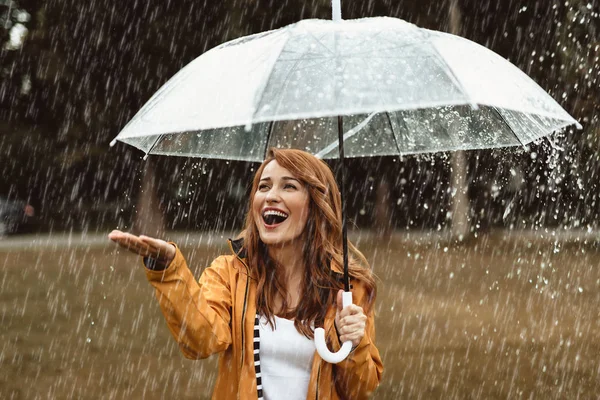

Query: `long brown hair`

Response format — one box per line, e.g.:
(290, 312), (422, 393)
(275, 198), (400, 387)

(241, 148), (376, 338)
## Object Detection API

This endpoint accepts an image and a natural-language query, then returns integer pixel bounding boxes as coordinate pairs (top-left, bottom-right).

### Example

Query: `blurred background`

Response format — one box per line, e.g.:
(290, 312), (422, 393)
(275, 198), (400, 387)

(1, 1), (599, 399)
(1, 0), (598, 237)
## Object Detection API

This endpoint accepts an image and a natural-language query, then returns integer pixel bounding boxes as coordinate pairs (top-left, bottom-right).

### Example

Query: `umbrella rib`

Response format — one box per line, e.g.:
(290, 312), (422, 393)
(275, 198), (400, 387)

(251, 31), (293, 123)
(357, 53), (404, 156)
(143, 135), (163, 160)
(303, 30), (337, 57)
(262, 58), (315, 120)
(263, 120), (275, 158)
(252, 33), (326, 122)
(394, 111), (413, 152)
(384, 112), (403, 155)
(358, 45), (411, 154)
(315, 112), (377, 158)
(490, 107), (529, 147)
(430, 42), (477, 108)
(289, 57), (335, 73)
(522, 112), (560, 143)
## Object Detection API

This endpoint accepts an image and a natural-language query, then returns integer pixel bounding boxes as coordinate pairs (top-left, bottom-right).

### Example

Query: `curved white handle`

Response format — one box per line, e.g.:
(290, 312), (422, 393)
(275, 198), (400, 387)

(314, 291), (353, 364)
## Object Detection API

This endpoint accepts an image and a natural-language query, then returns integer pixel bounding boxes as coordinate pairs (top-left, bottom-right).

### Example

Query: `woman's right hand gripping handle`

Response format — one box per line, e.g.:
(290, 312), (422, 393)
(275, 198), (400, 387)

(108, 229), (176, 268)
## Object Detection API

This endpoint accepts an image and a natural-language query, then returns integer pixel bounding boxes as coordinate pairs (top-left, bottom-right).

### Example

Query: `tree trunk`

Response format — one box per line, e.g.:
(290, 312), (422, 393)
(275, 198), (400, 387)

(375, 177), (392, 240)
(448, 0), (470, 241)
(133, 158), (166, 238)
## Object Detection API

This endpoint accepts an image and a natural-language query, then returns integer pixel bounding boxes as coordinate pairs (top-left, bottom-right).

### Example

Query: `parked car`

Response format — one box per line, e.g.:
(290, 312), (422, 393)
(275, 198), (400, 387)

(0, 197), (35, 236)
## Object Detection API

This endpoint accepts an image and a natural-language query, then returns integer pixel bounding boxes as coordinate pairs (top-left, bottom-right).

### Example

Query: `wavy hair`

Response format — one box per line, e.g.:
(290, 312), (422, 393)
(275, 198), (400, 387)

(240, 148), (376, 338)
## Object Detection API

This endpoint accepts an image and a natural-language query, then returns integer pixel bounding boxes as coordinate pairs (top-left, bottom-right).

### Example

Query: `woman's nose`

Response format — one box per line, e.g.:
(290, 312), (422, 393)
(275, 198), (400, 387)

(265, 188), (281, 203)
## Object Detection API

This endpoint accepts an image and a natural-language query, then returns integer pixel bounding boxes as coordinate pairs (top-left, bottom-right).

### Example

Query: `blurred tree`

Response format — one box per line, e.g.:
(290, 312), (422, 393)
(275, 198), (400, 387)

(0, 0), (34, 201)
(551, 0), (600, 227)
(1, 0), (598, 233)
(447, 0), (470, 241)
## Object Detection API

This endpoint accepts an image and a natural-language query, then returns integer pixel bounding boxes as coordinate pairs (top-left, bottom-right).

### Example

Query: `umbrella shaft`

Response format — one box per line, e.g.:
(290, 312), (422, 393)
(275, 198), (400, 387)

(332, 0), (342, 21)
(337, 116), (350, 292)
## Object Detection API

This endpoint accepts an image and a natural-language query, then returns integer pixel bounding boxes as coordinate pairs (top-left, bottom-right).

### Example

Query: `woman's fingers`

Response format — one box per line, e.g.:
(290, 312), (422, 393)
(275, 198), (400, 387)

(108, 230), (163, 258)
(337, 319), (366, 334)
(108, 231), (138, 249)
(338, 313), (367, 327)
(114, 236), (151, 256)
(338, 322), (366, 346)
(335, 299), (367, 346)
(338, 304), (365, 319)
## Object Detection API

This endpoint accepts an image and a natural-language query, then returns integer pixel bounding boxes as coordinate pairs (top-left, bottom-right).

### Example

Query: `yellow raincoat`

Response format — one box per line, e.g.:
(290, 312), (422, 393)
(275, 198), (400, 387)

(144, 239), (383, 399)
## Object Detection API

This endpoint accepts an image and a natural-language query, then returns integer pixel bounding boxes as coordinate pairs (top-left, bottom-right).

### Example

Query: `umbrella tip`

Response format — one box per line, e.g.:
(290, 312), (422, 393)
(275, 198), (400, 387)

(143, 154), (149, 161)
(575, 122), (583, 130)
(109, 139), (117, 147)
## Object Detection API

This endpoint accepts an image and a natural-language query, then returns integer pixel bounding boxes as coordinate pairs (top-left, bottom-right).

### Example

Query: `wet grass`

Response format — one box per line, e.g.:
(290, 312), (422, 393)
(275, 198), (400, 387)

(1, 233), (599, 399)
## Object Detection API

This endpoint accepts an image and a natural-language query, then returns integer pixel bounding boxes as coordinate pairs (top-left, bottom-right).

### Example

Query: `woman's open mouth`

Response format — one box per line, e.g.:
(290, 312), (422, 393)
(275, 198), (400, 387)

(262, 209), (289, 228)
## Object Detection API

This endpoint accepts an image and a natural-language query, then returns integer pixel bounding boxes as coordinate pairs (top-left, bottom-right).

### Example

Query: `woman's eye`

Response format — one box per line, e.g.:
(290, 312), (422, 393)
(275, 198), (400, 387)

(258, 184), (269, 191)
(284, 183), (297, 189)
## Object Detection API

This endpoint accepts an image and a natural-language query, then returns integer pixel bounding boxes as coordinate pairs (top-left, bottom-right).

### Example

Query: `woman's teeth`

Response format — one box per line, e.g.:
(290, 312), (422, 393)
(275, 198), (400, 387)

(263, 210), (288, 225)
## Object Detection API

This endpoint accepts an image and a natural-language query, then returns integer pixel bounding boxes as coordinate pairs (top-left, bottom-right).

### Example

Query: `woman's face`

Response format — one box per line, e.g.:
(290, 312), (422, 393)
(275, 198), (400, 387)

(253, 160), (310, 246)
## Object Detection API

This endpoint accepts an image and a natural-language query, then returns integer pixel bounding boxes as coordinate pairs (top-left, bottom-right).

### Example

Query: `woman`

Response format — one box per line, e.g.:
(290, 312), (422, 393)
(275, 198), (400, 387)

(108, 148), (383, 399)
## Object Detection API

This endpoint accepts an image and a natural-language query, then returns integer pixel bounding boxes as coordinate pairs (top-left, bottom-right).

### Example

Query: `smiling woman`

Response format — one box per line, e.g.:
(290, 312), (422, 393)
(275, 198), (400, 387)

(108, 148), (383, 400)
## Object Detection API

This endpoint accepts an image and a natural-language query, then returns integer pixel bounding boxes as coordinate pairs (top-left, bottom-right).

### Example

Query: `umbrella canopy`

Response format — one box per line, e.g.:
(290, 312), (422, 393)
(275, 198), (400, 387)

(111, 17), (580, 161)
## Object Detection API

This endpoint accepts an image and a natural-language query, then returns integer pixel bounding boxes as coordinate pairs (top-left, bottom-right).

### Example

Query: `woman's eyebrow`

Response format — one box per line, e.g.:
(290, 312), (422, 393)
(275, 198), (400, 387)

(259, 176), (300, 182)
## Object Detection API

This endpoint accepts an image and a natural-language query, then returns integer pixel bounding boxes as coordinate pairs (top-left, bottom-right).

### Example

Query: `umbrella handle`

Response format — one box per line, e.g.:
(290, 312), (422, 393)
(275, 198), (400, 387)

(314, 291), (353, 364)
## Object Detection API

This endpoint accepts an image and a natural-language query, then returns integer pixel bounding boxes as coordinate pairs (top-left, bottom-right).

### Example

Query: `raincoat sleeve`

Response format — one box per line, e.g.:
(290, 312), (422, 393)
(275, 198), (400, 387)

(144, 244), (233, 359)
(330, 282), (383, 399)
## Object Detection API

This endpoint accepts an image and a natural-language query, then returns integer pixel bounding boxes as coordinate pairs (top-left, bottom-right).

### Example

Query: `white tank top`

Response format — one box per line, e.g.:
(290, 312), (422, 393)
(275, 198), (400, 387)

(258, 315), (315, 400)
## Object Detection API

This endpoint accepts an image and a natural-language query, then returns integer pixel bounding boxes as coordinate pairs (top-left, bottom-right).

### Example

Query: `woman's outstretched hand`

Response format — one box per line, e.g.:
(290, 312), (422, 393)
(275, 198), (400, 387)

(108, 230), (176, 266)
(334, 289), (367, 348)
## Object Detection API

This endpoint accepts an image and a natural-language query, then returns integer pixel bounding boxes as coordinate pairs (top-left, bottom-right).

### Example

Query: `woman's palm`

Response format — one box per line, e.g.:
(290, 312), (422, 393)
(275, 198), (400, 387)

(108, 230), (175, 264)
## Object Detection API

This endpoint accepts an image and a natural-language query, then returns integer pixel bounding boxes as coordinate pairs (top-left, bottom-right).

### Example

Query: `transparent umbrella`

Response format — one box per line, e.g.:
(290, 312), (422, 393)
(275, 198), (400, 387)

(110, 1), (580, 363)
(111, 18), (580, 160)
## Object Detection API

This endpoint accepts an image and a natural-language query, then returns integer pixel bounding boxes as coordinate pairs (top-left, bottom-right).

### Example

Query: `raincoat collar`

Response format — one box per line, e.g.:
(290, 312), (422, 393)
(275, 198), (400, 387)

(228, 237), (247, 259)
